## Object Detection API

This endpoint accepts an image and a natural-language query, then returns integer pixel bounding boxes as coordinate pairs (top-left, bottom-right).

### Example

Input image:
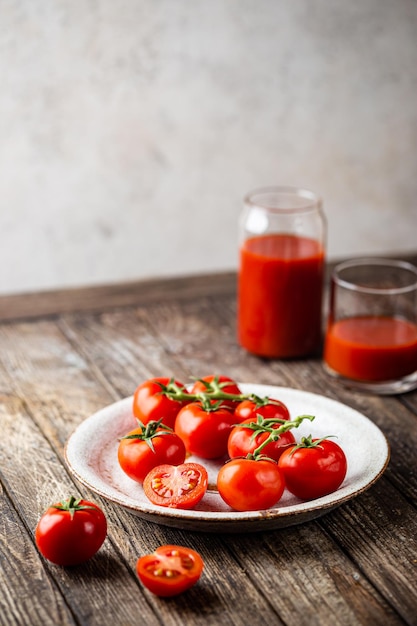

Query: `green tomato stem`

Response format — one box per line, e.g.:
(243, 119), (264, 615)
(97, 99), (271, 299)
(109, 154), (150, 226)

(160, 380), (266, 405)
(53, 496), (97, 519)
(251, 414), (315, 459)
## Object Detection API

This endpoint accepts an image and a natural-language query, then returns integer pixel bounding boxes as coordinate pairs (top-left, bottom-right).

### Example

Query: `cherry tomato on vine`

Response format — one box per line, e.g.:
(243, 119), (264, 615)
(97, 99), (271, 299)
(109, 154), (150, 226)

(174, 401), (237, 458)
(136, 545), (204, 597)
(35, 496), (107, 566)
(118, 420), (186, 483)
(227, 417), (296, 461)
(143, 462), (208, 509)
(191, 375), (242, 409)
(217, 458), (285, 511)
(234, 397), (290, 423)
(278, 436), (347, 500)
(133, 377), (190, 429)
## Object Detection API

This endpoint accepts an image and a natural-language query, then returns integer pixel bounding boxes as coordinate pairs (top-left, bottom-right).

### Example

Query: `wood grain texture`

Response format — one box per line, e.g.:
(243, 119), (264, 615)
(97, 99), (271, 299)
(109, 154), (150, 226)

(0, 272), (237, 321)
(0, 267), (416, 626)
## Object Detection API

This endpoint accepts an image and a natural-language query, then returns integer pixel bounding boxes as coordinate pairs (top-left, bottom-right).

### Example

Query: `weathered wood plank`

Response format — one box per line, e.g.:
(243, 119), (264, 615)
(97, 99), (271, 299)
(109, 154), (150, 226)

(1, 271), (416, 626)
(224, 518), (405, 626)
(319, 480), (417, 626)
(0, 272), (237, 322)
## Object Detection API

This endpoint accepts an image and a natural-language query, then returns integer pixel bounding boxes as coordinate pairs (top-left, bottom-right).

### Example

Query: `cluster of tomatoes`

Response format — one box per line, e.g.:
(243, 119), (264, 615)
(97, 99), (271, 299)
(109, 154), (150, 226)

(34, 374), (347, 598)
(117, 375), (348, 512)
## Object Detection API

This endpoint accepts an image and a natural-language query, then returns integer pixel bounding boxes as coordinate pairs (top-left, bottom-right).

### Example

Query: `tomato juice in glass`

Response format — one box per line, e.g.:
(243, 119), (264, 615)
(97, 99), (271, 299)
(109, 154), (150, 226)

(238, 233), (325, 358)
(238, 187), (326, 359)
(324, 316), (417, 382)
(323, 258), (417, 394)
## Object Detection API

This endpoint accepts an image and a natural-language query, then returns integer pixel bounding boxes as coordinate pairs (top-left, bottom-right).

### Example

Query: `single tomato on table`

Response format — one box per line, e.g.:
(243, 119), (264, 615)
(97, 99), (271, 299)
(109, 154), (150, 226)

(143, 462), (208, 509)
(35, 496), (107, 566)
(136, 545), (204, 597)
(133, 377), (190, 429)
(191, 375), (242, 409)
(217, 458), (285, 511)
(174, 400), (237, 459)
(278, 436), (347, 500)
(227, 416), (295, 461)
(117, 419), (186, 483)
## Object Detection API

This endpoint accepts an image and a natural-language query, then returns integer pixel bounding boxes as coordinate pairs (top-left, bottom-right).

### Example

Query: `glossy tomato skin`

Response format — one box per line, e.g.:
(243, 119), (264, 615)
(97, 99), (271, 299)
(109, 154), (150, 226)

(234, 398), (290, 423)
(143, 462), (208, 509)
(217, 459), (285, 511)
(136, 545), (204, 597)
(118, 425), (186, 483)
(227, 418), (295, 461)
(133, 378), (190, 429)
(278, 439), (347, 500)
(35, 498), (107, 566)
(191, 375), (242, 409)
(174, 402), (237, 459)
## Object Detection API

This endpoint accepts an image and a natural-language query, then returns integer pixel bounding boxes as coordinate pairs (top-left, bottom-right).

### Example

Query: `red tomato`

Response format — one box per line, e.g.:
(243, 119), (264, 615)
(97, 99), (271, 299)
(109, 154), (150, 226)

(136, 545), (204, 597)
(133, 377), (190, 429)
(217, 458), (285, 511)
(234, 397), (290, 422)
(174, 401), (237, 459)
(278, 437), (347, 500)
(227, 417), (296, 461)
(118, 420), (186, 483)
(35, 496), (107, 566)
(143, 463), (208, 509)
(191, 375), (242, 409)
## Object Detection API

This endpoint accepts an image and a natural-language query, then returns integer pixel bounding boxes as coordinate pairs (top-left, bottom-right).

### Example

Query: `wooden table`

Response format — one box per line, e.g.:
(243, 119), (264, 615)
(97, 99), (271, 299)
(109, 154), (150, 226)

(1, 264), (417, 626)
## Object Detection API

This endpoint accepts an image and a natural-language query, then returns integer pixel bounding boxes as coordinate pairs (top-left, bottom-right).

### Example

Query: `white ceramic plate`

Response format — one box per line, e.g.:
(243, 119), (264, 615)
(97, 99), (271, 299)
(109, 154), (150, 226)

(64, 384), (390, 533)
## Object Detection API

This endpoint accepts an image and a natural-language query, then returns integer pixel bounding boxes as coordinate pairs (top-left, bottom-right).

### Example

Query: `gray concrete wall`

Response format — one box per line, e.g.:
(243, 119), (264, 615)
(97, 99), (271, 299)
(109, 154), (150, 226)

(1, 0), (416, 294)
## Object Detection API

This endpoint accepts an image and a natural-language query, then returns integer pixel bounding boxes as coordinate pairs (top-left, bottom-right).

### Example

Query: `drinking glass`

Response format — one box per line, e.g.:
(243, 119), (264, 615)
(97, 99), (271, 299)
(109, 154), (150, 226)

(323, 258), (417, 394)
(238, 186), (326, 358)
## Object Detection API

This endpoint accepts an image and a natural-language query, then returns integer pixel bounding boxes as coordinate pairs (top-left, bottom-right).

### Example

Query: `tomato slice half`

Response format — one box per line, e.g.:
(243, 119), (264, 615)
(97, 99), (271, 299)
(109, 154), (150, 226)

(136, 545), (204, 596)
(143, 462), (208, 509)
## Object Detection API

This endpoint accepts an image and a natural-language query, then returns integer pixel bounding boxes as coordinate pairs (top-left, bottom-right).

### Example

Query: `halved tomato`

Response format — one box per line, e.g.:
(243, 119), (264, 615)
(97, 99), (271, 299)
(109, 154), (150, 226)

(143, 463), (208, 509)
(136, 545), (204, 596)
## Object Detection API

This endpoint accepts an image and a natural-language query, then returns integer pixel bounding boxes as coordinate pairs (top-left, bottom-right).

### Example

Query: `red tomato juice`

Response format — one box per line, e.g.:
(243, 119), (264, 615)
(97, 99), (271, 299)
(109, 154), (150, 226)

(238, 233), (325, 358)
(324, 316), (417, 381)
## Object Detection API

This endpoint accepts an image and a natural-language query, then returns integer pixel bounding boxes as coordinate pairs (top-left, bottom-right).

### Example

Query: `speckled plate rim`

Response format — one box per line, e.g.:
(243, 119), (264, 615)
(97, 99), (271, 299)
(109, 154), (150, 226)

(64, 384), (390, 532)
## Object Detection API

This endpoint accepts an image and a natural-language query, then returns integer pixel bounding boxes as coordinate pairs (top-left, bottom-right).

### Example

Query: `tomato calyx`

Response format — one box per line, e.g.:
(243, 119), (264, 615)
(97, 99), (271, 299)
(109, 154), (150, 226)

(121, 419), (174, 453)
(153, 377), (189, 399)
(197, 397), (232, 412)
(52, 496), (97, 519)
(287, 434), (335, 455)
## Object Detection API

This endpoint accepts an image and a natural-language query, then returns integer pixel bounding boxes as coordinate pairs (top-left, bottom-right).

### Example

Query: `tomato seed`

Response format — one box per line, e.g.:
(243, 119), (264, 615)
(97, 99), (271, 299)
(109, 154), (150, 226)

(151, 479), (174, 498)
(152, 568), (180, 579)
